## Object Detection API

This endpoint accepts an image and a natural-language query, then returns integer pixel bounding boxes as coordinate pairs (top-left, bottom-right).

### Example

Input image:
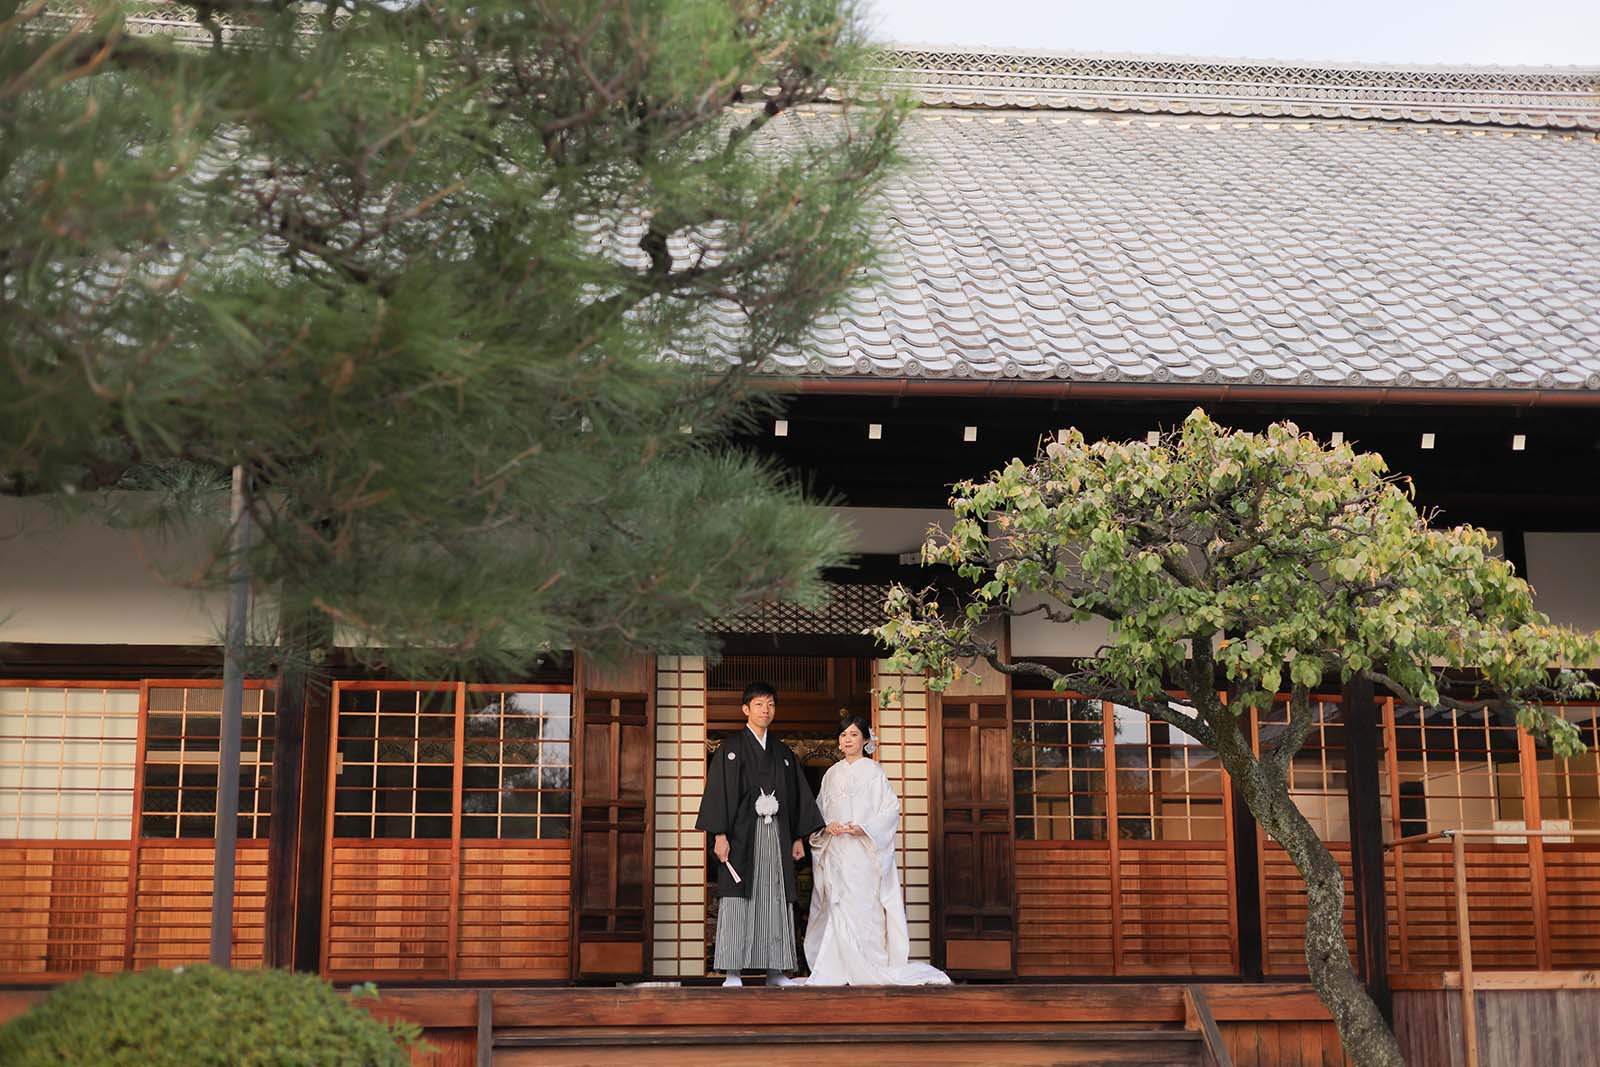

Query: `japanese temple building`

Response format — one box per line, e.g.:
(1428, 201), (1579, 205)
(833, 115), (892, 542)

(4, 36), (1600, 1067)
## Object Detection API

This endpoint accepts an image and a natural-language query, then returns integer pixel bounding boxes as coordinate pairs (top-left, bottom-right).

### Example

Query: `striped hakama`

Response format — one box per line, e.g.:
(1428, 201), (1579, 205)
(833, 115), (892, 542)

(713, 816), (797, 972)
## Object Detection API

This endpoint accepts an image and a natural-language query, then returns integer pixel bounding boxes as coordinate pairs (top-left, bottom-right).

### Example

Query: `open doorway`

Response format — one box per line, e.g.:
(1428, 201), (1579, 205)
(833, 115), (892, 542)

(701, 654), (875, 973)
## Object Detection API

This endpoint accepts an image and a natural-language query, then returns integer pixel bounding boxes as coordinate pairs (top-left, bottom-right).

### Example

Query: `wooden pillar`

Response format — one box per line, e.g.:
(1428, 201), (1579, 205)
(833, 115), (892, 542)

(264, 671), (305, 970)
(264, 605), (334, 972)
(1343, 675), (1392, 1022)
(291, 680), (333, 972)
(1230, 773), (1264, 979)
(265, 666), (335, 971)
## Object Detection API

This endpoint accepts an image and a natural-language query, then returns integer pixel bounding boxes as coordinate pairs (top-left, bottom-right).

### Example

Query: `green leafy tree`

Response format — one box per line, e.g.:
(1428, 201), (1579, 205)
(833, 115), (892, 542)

(877, 408), (1600, 1067)
(1, 0), (903, 671)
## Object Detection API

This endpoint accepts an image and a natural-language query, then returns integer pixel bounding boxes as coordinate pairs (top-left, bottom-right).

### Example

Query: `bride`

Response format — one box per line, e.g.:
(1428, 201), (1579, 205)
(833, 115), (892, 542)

(804, 714), (951, 986)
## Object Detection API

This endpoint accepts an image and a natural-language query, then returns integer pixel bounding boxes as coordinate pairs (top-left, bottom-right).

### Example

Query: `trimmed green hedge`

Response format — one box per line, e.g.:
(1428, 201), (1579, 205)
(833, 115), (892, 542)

(0, 966), (424, 1067)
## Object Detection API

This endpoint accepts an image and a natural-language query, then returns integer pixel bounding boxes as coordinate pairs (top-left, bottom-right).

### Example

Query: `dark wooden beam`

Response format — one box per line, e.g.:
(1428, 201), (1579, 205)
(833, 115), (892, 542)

(1229, 778), (1264, 981)
(716, 633), (883, 659)
(265, 670), (307, 969)
(0, 643), (221, 679)
(1342, 675), (1392, 1023)
(292, 678), (334, 972)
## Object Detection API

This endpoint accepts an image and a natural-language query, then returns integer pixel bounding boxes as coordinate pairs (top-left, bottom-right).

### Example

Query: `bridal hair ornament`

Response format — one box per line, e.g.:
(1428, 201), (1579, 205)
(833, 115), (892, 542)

(863, 738), (877, 755)
(755, 789), (780, 825)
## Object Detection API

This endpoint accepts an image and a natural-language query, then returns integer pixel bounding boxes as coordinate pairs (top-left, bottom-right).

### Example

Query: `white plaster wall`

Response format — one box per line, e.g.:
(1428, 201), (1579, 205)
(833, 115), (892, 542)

(1525, 533), (1600, 634)
(829, 506), (953, 557)
(0, 497), (227, 645)
(1010, 591), (1115, 658)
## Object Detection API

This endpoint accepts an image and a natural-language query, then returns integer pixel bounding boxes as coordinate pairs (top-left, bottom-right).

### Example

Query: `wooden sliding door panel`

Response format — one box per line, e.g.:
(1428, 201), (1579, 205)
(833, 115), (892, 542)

(933, 697), (1016, 974)
(322, 682), (573, 982)
(1015, 842), (1115, 975)
(457, 841), (570, 979)
(572, 653), (655, 979)
(131, 840), (268, 969)
(0, 842), (131, 979)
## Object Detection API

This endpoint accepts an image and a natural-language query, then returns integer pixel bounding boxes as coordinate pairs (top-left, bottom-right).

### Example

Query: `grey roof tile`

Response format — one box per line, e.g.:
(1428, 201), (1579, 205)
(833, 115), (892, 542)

(760, 106), (1600, 394)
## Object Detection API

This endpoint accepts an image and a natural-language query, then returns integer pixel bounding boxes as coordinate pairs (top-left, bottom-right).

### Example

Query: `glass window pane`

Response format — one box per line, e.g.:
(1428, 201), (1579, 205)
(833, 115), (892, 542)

(1011, 696), (1107, 841)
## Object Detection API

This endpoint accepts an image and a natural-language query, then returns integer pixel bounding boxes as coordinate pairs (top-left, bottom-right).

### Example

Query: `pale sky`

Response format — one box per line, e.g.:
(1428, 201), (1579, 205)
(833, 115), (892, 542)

(865, 0), (1600, 67)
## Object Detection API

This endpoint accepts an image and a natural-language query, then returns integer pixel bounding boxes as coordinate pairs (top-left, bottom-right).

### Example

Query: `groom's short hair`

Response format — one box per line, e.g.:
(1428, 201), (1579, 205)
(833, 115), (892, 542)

(741, 681), (777, 706)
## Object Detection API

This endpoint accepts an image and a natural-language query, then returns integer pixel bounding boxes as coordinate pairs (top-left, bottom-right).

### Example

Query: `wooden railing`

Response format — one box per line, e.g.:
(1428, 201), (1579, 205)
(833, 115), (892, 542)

(1387, 827), (1600, 1067)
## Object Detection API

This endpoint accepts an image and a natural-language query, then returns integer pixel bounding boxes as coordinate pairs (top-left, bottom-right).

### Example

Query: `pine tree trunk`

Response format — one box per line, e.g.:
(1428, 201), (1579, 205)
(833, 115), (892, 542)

(1235, 760), (1406, 1067)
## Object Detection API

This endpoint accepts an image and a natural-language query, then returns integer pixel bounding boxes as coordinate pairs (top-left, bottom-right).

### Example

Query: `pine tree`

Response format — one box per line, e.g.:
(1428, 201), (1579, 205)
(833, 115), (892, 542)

(1, 0), (904, 671)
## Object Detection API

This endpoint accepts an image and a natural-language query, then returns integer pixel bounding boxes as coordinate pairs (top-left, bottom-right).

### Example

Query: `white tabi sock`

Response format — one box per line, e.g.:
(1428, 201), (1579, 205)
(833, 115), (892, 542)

(721, 973), (743, 987)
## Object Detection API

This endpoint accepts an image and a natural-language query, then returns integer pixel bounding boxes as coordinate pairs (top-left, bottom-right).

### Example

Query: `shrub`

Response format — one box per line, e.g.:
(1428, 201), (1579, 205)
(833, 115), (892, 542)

(0, 966), (424, 1067)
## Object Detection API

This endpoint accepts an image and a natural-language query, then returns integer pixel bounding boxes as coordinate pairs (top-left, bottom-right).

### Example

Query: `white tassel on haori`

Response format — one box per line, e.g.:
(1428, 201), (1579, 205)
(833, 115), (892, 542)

(755, 789), (779, 825)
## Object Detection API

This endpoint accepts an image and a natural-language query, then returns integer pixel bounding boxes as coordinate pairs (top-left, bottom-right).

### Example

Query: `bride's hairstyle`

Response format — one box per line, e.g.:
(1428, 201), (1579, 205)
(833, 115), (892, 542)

(838, 714), (873, 748)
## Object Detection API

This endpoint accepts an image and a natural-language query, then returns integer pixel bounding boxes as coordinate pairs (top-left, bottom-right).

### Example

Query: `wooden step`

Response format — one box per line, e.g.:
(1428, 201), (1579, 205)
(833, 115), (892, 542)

(493, 1026), (1204, 1066)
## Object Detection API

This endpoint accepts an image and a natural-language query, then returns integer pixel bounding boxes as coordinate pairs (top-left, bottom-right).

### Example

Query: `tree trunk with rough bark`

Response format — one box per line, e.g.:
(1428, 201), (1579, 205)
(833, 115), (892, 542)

(1231, 756), (1406, 1067)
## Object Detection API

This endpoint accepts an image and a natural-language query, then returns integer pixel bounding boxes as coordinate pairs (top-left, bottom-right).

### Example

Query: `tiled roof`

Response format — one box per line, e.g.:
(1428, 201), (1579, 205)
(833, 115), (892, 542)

(43, 8), (1600, 395)
(757, 106), (1600, 393)
(864, 47), (1600, 131)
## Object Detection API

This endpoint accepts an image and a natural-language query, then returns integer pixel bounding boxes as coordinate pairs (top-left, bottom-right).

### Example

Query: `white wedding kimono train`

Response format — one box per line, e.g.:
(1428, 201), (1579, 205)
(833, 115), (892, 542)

(804, 756), (951, 986)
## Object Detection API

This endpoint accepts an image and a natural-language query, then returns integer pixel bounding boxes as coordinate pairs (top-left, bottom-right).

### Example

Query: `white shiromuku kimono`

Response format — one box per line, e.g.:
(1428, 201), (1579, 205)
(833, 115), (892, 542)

(804, 755), (952, 986)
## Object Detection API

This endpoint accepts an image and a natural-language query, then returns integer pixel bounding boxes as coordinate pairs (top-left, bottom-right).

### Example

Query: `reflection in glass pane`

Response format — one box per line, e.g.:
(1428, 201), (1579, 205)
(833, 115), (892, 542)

(179, 814), (215, 837)
(375, 814), (414, 837)
(376, 764), (414, 789)
(417, 739), (453, 764)
(333, 814), (371, 837)
(503, 711), (539, 739)
(464, 740), (499, 765)
(341, 713), (377, 738)
(141, 814), (177, 837)
(376, 739), (417, 763)
(417, 713), (454, 739)
(337, 764), (375, 789)
(461, 816), (498, 838)
(461, 765), (499, 791)
(378, 713), (416, 739)
(416, 764), (452, 791)
(416, 788), (452, 814)
(503, 815), (537, 839)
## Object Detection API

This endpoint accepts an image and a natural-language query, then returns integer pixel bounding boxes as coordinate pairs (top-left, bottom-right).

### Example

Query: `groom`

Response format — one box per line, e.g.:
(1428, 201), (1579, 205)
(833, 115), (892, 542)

(697, 681), (823, 987)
